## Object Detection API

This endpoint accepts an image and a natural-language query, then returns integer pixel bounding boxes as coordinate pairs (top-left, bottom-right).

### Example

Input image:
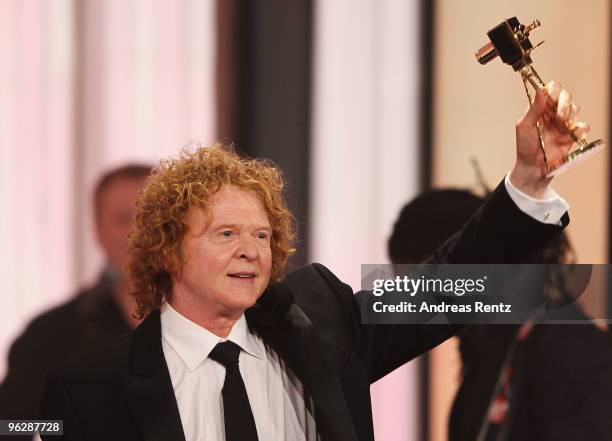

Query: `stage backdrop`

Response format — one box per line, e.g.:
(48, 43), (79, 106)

(311, 1), (423, 440)
(0, 0), (217, 380)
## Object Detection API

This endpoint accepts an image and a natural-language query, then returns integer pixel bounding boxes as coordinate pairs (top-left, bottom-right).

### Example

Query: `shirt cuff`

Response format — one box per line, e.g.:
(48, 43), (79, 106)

(504, 173), (569, 225)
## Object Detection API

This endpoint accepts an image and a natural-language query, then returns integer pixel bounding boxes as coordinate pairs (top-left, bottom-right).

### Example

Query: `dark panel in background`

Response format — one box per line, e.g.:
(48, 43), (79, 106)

(419, 0), (435, 193)
(217, 0), (312, 268)
(419, 1), (436, 440)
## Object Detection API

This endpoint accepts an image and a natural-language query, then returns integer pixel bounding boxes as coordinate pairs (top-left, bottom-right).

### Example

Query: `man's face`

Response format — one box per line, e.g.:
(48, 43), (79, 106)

(96, 177), (146, 271)
(172, 184), (273, 318)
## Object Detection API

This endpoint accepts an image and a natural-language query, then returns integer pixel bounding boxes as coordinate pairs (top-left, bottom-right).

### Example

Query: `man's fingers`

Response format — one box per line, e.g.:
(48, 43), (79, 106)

(557, 121), (591, 146)
(568, 104), (581, 127)
(545, 81), (561, 102)
(572, 121), (591, 140)
(557, 89), (572, 120)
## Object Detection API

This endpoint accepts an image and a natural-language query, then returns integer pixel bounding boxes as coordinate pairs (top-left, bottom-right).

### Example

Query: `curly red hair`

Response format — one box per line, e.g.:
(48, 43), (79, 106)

(126, 143), (296, 318)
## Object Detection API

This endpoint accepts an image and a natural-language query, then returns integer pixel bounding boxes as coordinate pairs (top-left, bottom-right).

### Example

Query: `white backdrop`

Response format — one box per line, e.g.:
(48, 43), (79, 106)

(0, 0), (217, 380)
(311, 0), (423, 439)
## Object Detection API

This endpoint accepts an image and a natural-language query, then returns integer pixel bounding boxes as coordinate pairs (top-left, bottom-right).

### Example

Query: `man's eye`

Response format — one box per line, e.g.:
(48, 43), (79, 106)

(256, 232), (270, 240)
(221, 230), (234, 237)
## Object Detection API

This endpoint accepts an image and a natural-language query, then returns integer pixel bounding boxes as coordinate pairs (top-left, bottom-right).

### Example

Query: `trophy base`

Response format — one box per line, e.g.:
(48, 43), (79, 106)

(546, 139), (605, 178)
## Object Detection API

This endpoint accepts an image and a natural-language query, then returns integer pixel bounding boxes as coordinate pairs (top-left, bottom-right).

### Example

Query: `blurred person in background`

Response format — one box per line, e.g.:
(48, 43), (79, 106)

(0, 164), (151, 434)
(388, 189), (612, 441)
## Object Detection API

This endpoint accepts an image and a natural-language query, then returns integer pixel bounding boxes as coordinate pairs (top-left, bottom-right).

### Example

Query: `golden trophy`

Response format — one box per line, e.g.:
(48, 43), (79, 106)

(475, 17), (604, 177)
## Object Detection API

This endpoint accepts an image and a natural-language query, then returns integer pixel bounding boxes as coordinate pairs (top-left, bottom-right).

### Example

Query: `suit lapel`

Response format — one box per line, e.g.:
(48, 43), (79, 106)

(117, 285), (358, 441)
(119, 311), (186, 441)
(247, 284), (359, 441)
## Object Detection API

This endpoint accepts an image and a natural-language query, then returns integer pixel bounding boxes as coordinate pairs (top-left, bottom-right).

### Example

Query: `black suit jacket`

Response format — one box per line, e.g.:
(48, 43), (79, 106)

(0, 273), (130, 441)
(449, 316), (612, 441)
(39, 182), (566, 441)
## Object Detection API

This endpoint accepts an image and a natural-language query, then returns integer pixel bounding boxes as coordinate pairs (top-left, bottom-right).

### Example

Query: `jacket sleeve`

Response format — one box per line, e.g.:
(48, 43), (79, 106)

(316, 180), (568, 383)
(0, 332), (41, 420)
(520, 326), (612, 441)
(0, 316), (68, 441)
(432, 180), (567, 265)
(39, 368), (84, 441)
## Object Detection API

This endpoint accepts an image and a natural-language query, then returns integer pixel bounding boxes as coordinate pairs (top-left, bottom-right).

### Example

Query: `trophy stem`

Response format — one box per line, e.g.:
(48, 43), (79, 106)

(522, 75), (551, 174)
(519, 65), (546, 90)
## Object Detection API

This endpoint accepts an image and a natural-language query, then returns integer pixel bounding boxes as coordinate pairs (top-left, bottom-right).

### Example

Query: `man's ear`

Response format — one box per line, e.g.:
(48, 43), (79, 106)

(94, 220), (109, 255)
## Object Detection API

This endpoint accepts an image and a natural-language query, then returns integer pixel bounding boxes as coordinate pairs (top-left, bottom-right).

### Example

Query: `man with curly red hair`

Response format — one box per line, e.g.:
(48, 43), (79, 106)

(42, 85), (587, 441)
(126, 144), (296, 324)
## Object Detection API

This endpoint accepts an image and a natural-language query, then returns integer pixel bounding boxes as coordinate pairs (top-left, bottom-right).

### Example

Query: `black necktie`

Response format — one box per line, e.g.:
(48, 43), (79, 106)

(208, 341), (259, 441)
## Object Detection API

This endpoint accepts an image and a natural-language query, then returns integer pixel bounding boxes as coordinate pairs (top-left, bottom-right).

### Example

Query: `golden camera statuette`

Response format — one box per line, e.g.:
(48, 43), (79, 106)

(475, 17), (604, 177)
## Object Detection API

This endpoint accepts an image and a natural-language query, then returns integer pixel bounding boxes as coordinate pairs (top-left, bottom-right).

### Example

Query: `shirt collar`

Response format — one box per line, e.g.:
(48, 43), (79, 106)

(160, 303), (265, 371)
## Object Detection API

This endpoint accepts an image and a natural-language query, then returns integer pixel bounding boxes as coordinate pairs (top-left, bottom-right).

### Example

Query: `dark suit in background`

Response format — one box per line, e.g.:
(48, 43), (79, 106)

(0, 164), (150, 427)
(0, 272), (130, 441)
(449, 312), (612, 441)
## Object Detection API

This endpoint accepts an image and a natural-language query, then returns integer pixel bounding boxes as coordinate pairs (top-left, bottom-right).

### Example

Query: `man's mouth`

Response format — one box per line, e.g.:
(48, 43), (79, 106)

(227, 272), (257, 279)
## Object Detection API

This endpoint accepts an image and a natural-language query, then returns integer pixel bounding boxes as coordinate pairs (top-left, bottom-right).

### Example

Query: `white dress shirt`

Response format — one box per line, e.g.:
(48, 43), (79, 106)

(160, 303), (318, 441)
(160, 179), (567, 441)
(504, 173), (569, 225)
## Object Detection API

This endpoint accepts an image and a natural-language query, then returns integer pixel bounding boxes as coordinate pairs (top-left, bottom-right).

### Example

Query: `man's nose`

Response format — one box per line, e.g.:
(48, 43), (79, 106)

(237, 235), (258, 260)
